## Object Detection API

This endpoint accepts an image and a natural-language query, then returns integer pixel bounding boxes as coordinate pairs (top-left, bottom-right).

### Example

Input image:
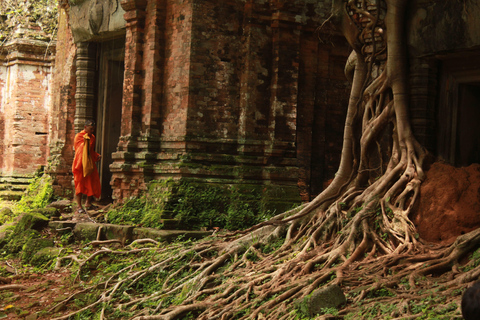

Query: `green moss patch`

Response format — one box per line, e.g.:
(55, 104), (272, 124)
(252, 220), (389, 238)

(106, 179), (302, 231)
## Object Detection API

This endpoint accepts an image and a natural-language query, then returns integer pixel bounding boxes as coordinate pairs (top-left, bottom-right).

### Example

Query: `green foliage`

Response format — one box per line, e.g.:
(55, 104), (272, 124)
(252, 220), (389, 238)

(106, 179), (284, 231)
(408, 296), (459, 319)
(462, 248), (480, 271)
(173, 182), (279, 230)
(344, 289), (461, 320)
(0, 207), (13, 225)
(15, 174), (54, 214)
(245, 250), (259, 262)
(366, 287), (395, 299)
(344, 302), (397, 320)
(106, 180), (173, 229)
(259, 237), (284, 254)
(320, 307), (339, 316)
(289, 309), (311, 320)
(70, 308), (96, 320)
(173, 182), (228, 228)
(294, 292), (314, 319)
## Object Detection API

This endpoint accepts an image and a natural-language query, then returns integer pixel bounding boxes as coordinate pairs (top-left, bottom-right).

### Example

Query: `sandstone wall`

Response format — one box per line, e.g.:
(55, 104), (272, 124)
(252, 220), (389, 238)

(46, 7), (78, 198)
(106, 0), (351, 202)
(0, 39), (55, 199)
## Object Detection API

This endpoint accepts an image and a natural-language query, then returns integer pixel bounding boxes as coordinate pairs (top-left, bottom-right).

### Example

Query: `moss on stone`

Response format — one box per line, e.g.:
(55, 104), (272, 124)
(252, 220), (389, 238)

(30, 247), (62, 267)
(0, 207), (13, 225)
(106, 179), (302, 231)
(73, 223), (100, 241)
(15, 212), (50, 233)
(21, 238), (55, 263)
(0, 0), (58, 43)
(30, 207), (60, 219)
(0, 212), (49, 256)
(2, 229), (41, 255)
(15, 174), (54, 214)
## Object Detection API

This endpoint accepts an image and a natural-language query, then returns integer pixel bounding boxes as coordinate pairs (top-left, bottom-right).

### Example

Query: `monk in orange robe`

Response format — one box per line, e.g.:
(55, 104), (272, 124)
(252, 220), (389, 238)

(72, 119), (101, 213)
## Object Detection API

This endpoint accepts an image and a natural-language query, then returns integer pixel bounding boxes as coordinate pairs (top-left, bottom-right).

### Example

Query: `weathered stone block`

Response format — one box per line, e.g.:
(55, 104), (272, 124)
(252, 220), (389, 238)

(47, 200), (73, 212)
(30, 207), (60, 219)
(296, 284), (347, 317)
(15, 212), (49, 232)
(99, 224), (134, 244)
(48, 221), (77, 235)
(30, 247), (62, 267)
(21, 238), (55, 263)
(73, 222), (100, 241)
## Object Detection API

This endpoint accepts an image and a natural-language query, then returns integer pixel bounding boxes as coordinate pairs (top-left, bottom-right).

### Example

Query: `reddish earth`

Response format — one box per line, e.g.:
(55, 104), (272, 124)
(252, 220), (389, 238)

(0, 205), (109, 319)
(412, 161), (480, 245)
(0, 266), (81, 319)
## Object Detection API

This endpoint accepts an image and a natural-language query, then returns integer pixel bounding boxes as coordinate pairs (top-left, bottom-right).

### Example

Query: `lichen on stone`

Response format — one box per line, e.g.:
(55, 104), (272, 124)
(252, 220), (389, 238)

(0, 0), (58, 44)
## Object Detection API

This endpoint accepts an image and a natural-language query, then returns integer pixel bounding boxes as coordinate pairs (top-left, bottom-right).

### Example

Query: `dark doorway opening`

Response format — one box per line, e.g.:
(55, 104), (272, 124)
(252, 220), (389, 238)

(436, 54), (480, 167)
(455, 83), (480, 166)
(96, 38), (125, 200)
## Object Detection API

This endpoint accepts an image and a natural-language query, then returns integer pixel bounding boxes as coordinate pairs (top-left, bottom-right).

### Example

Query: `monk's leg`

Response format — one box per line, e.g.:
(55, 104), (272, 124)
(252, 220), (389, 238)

(75, 193), (84, 212)
(85, 196), (97, 209)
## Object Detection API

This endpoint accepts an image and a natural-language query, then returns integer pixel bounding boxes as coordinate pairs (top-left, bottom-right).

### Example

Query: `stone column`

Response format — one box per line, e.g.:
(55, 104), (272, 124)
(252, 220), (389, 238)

(119, 0), (147, 138)
(74, 42), (97, 133)
(237, 0), (273, 160)
(265, 7), (301, 183)
(141, 0), (165, 137)
(110, 0), (148, 200)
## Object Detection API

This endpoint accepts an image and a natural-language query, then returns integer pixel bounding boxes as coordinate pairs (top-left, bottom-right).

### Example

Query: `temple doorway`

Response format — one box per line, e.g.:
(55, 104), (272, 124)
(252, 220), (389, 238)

(436, 53), (480, 167)
(95, 38), (125, 200)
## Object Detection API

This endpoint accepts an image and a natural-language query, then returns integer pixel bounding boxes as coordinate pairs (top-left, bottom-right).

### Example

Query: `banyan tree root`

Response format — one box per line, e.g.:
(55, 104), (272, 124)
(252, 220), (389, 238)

(50, 1), (475, 319)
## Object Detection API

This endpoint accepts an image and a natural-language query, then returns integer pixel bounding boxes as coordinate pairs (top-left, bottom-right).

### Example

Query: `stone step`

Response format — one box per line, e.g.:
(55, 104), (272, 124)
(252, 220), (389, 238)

(0, 183), (29, 191)
(48, 221), (211, 244)
(0, 190), (25, 201)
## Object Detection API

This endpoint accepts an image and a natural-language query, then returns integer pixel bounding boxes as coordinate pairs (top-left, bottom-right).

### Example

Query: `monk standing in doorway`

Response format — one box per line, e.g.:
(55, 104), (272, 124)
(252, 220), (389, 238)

(72, 119), (101, 213)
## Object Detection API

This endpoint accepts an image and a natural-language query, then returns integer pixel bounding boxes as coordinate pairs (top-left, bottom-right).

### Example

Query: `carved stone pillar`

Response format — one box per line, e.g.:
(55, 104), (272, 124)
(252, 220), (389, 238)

(119, 0), (147, 138)
(110, 0), (148, 200)
(74, 42), (97, 133)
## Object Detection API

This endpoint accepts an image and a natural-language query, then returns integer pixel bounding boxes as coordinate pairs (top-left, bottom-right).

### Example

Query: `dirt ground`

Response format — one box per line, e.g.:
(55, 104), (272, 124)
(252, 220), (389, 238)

(1, 161), (479, 319)
(412, 162), (480, 245)
(0, 203), (111, 319)
(0, 265), (79, 319)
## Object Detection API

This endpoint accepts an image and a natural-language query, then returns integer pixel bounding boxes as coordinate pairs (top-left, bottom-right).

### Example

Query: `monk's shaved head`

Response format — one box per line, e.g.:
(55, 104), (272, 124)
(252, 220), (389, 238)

(84, 119), (96, 127)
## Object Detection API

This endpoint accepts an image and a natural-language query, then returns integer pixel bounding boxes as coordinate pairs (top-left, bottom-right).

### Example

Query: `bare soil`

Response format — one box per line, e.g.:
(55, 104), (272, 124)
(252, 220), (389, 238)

(0, 204), (110, 319)
(412, 162), (480, 245)
(0, 265), (80, 319)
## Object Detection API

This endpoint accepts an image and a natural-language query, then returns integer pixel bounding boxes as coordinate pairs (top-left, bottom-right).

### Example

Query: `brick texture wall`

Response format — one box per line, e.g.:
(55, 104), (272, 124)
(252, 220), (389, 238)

(0, 38), (55, 198)
(46, 7), (77, 198)
(108, 0), (351, 201)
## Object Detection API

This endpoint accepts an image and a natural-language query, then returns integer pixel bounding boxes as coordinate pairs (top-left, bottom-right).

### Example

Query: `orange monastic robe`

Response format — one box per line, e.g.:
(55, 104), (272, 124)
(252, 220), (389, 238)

(72, 130), (101, 198)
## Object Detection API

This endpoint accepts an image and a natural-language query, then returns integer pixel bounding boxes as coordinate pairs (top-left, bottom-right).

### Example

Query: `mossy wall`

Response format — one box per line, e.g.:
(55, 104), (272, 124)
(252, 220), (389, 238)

(107, 179), (302, 231)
